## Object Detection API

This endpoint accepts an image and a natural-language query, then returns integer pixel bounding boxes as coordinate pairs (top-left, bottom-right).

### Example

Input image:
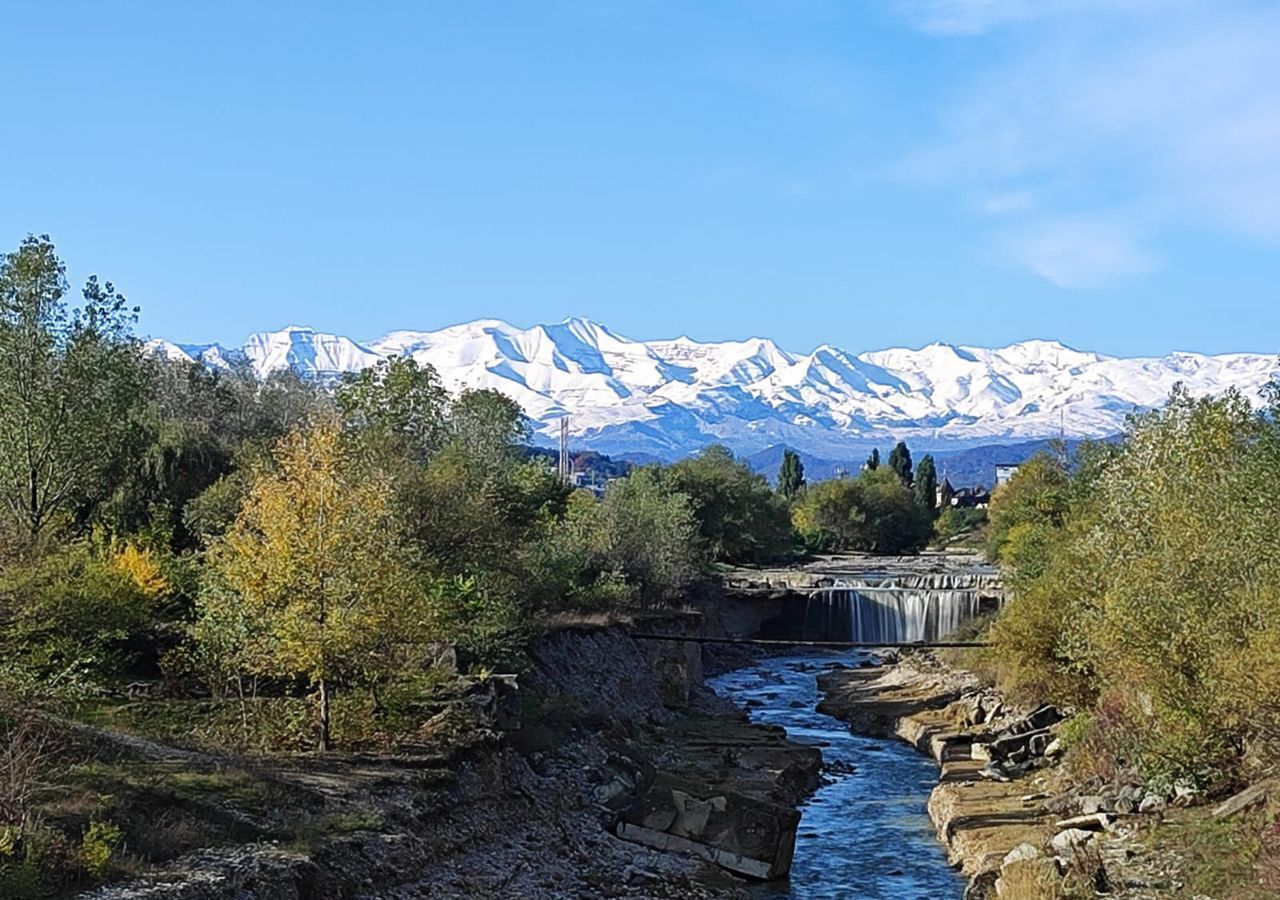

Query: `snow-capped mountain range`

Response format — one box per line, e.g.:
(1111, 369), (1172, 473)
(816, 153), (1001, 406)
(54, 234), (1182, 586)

(148, 319), (1278, 459)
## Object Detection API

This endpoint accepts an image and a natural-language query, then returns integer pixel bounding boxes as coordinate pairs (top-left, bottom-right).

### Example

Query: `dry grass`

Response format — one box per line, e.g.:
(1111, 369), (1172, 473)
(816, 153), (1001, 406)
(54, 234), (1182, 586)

(996, 858), (1065, 899)
(1150, 799), (1280, 900)
(543, 604), (702, 632)
(542, 609), (635, 630)
(0, 709), (62, 831)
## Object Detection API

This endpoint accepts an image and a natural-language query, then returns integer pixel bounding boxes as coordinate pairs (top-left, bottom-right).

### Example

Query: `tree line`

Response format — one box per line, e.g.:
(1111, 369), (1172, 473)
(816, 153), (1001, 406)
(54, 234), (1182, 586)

(0, 235), (961, 759)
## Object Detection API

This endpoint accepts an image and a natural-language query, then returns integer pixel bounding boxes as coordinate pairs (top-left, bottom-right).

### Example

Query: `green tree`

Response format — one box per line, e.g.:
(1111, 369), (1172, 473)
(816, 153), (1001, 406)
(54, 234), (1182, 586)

(336, 356), (448, 461)
(449, 388), (528, 467)
(251, 368), (330, 441)
(588, 468), (701, 605)
(985, 452), (1070, 563)
(182, 471), (252, 546)
(665, 445), (792, 564)
(100, 359), (238, 547)
(792, 467), (930, 554)
(887, 441), (913, 486)
(864, 448), (880, 471)
(0, 236), (146, 543)
(208, 416), (420, 751)
(777, 449), (805, 500)
(913, 454), (938, 518)
(986, 386), (1280, 781)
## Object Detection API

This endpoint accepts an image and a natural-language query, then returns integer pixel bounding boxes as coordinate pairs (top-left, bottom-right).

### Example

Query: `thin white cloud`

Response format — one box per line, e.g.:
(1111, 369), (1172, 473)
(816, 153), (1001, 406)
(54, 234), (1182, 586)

(1005, 218), (1157, 288)
(898, 1), (1280, 287)
(889, 0), (1167, 35)
(978, 190), (1034, 215)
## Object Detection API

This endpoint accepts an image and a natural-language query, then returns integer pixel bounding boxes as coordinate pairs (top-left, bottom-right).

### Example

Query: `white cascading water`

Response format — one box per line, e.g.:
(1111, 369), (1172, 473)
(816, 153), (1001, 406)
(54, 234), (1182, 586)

(803, 574), (1000, 643)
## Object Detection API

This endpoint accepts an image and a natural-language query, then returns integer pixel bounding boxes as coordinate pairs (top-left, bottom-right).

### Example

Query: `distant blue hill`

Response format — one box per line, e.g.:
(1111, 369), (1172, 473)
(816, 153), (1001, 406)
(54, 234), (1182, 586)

(746, 439), (1110, 489)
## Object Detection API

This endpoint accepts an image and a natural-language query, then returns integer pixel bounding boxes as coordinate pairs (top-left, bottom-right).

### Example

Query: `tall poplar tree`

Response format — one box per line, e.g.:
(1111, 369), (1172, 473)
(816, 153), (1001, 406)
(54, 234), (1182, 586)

(777, 449), (805, 500)
(914, 454), (938, 518)
(887, 441), (913, 486)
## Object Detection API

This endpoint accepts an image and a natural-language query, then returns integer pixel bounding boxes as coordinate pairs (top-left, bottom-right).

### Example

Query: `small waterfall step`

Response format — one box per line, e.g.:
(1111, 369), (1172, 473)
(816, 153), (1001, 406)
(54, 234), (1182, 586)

(803, 574), (1002, 644)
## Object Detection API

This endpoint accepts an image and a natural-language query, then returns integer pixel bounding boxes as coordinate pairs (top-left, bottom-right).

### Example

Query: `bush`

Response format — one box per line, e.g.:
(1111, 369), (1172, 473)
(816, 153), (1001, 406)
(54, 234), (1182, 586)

(0, 539), (162, 683)
(78, 820), (121, 878)
(792, 468), (931, 555)
(663, 445), (793, 564)
(182, 472), (250, 546)
(988, 386), (1280, 784)
(584, 468), (702, 606)
(933, 506), (986, 543)
(985, 452), (1069, 562)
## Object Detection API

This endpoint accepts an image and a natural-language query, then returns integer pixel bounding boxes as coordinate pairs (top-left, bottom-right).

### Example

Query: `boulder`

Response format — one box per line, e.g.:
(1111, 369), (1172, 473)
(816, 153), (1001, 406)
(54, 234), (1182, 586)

(1021, 704), (1065, 732)
(616, 773), (800, 880)
(982, 698), (1004, 724)
(1172, 779), (1200, 805)
(1054, 813), (1110, 832)
(989, 726), (1053, 762)
(978, 764), (1011, 783)
(964, 870), (999, 900)
(1002, 842), (1042, 866)
(1050, 828), (1096, 855)
(1138, 793), (1165, 814)
(1117, 784), (1143, 802)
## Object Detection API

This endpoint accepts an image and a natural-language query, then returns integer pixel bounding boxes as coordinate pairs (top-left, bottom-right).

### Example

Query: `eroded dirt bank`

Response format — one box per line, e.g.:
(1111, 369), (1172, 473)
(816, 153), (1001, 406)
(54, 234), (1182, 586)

(84, 621), (821, 900)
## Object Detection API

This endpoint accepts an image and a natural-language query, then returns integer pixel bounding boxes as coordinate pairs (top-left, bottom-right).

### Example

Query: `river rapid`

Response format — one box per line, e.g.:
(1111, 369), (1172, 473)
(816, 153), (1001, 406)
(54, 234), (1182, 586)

(709, 651), (965, 900)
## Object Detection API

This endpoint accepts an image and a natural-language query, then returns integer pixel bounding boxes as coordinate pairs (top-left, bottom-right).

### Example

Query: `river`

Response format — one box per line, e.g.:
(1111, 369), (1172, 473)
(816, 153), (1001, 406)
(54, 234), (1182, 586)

(709, 651), (965, 900)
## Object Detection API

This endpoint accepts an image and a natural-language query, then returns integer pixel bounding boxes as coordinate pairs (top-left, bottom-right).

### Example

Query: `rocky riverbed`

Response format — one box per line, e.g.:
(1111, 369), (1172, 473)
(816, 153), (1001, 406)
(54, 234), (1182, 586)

(86, 605), (1213, 900)
(816, 651), (1206, 899)
(710, 651), (966, 898)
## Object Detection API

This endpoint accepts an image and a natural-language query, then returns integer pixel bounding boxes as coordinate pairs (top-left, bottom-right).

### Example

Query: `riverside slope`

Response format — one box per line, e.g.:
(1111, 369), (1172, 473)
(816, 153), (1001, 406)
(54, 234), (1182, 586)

(84, 621), (821, 900)
(147, 318), (1278, 459)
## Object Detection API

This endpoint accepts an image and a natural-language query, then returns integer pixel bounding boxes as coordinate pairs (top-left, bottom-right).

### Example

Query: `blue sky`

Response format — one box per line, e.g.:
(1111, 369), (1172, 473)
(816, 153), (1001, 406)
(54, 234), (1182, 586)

(3, 1), (1278, 356)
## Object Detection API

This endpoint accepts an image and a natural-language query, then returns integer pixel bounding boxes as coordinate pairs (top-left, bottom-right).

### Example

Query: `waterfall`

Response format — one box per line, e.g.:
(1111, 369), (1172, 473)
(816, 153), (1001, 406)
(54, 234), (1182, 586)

(802, 573), (1000, 643)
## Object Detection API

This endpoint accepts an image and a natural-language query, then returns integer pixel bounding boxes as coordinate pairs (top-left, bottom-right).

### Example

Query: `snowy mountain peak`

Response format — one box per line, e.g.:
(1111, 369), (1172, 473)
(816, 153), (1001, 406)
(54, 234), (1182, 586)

(147, 318), (1279, 459)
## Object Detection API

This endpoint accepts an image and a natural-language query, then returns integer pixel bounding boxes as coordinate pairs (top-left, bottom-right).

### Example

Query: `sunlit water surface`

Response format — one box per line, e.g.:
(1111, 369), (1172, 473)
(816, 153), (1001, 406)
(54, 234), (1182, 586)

(709, 652), (965, 900)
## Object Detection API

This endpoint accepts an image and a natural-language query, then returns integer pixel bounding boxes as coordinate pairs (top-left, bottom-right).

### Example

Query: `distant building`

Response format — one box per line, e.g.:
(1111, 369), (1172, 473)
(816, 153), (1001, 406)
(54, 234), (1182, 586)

(950, 486), (991, 509)
(994, 463), (1021, 487)
(569, 469), (610, 498)
(936, 478), (955, 509)
(938, 477), (989, 509)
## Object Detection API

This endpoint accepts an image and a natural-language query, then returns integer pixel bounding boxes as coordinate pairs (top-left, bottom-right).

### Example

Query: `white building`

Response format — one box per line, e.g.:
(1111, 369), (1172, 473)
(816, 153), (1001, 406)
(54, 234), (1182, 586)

(994, 463), (1020, 487)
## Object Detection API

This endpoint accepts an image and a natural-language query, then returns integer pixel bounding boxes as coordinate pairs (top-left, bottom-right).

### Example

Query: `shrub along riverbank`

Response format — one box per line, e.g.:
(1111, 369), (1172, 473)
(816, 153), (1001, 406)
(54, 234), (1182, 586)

(977, 381), (1280, 895)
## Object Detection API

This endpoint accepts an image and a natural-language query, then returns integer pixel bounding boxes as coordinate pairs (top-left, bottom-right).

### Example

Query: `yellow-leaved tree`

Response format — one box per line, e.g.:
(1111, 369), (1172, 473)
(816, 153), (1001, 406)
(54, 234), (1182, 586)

(210, 415), (420, 751)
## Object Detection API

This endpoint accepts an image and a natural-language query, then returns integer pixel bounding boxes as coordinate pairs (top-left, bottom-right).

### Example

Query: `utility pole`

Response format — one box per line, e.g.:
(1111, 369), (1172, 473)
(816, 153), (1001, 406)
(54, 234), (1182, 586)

(558, 416), (571, 484)
(1059, 408), (1068, 467)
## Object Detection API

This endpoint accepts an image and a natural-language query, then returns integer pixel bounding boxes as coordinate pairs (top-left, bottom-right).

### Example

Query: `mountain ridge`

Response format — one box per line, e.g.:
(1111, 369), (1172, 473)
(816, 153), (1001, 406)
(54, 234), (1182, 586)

(147, 318), (1278, 460)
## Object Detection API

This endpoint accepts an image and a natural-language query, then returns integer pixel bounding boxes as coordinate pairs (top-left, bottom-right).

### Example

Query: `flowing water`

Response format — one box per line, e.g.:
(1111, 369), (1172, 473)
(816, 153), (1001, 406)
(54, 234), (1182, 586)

(710, 652), (965, 900)
(802, 575), (998, 643)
